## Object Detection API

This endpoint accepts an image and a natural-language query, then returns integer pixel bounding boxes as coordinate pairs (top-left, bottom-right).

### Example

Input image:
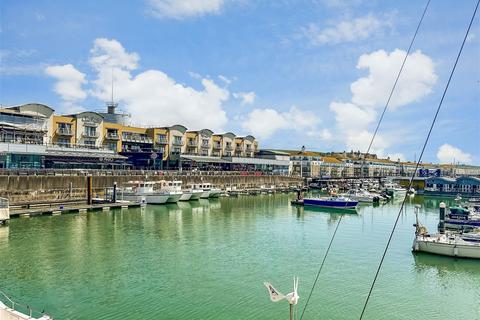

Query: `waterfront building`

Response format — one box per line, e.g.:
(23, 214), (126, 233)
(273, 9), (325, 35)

(425, 176), (480, 196)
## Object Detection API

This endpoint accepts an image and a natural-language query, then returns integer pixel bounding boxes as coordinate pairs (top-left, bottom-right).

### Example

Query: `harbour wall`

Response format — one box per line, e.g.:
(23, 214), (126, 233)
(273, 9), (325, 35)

(0, 174), (302, 205)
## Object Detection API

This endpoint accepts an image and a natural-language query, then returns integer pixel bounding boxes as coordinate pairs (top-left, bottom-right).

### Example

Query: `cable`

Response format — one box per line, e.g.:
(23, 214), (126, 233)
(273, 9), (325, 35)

(299, 1), (433, 318)
(358, 1), (480, 318)
(299, 214), (343, 320)
(361, 0), (431, 173)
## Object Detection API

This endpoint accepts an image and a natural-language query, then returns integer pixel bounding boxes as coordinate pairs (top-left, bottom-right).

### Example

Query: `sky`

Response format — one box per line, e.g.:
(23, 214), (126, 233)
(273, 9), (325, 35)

(1, 0), (479, 164)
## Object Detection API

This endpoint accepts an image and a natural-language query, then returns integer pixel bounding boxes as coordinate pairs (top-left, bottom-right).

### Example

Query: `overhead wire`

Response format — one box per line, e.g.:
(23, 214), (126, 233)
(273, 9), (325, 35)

(298, 1), (432, 318)
(358, 1), (480, 318)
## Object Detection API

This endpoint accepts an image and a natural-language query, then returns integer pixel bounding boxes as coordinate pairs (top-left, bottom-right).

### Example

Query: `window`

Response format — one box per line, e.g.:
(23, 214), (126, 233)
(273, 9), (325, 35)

(84, 140), (96, 148)
(57, 138), (70, 147)
(157, 134), (167, 143)
(84, 126), (97, 137)
(173, 136), (183, 145)
(106, 142), (117, 151)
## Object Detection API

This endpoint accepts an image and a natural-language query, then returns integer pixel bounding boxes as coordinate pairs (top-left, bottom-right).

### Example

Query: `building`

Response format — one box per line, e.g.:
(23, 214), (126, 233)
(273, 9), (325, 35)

(425, 176), (480, 196)
(0, 103), (266, 171)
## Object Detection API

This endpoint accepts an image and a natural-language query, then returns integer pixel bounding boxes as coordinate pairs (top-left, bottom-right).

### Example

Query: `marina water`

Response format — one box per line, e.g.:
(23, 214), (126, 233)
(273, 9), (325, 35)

(0, 194), (479, 319)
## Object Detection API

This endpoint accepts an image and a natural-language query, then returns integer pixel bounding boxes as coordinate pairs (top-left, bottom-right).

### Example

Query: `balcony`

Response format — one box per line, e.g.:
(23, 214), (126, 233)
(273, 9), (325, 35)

(235, 145), (243, 151)
(56, 128), (73, 136)
(187, 140), (197, 147)
(225, 145), (233, 151)
(82, 131), (99, 138)
(213, 144), (222, 150)
(245, 146), (253, 152)
(201, 143), (210, 149)
(123, 136), (153, 144)
(105, 132), (119, 140)
(157, 137), (168, 144)
(172, 140), (183, 146)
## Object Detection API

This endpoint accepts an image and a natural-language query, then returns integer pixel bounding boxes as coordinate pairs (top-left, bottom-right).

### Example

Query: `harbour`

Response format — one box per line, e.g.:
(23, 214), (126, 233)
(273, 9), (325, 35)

(0, 193), (479, 319)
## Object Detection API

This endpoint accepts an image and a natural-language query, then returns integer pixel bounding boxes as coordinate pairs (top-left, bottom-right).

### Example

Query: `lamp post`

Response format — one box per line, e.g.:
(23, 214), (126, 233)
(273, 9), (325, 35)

(300, 146), (305, 178)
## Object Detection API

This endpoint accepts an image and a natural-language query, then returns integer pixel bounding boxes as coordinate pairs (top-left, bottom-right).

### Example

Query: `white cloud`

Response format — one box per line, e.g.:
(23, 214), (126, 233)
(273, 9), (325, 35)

(242, 106), (318, 139)
(307, 128), (332, 140)
(328, 49), (437, 155)
(351, 49), (437, 109)
(87, 38), (229, 131)
(303, 14), (392, 45)
(233, 91), (256, 105)
(437, 144), (472, 164)
(45, 64), (87, 104)
(147, 0), (224, 19)
(218, 75), (233, 84)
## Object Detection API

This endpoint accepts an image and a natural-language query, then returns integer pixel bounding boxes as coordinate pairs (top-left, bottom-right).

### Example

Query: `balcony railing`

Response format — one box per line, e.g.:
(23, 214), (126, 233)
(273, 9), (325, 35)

(187, 141), (197, 147)
(105, 132), (119, 140)
(213, 144), (222, 150)
(123, 136), (153, 144)
(157, 138), (168, 144)
(245, 146), (253, 152)
(225, 145), (233, 151)
(172, 140), (183, 146)
(201, 143), (210, 148)
(82, 131), (99, 138)
(235, 145), (243, 151)
(56, 128), (73, 136)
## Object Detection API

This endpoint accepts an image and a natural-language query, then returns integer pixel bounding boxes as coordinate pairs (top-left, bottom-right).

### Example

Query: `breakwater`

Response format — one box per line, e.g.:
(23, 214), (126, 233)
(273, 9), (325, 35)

(0, 172), (302, 205)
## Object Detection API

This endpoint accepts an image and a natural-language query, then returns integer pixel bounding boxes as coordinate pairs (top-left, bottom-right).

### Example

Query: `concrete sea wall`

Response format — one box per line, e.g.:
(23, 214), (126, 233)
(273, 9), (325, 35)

(0, 174), (302, 205)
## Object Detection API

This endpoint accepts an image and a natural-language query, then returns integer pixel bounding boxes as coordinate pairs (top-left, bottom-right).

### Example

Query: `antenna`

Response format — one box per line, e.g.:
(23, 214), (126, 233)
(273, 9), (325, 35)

(107, 67), (118, 114)
(111, 67), (114, 104)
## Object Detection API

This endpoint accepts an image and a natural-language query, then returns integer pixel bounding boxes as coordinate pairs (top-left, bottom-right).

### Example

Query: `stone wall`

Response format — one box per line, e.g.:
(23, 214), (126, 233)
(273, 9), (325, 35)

(0, 174), (302, 205)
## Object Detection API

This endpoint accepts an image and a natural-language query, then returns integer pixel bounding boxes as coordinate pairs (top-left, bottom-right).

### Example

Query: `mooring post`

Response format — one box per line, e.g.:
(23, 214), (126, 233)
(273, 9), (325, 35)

(87, 176), (93, 205)
(113, 181), (117, 203)
(69, 181), (73, 198)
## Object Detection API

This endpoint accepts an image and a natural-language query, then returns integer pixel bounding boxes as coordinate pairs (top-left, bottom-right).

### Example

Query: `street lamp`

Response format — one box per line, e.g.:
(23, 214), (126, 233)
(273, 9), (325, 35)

(300, 146), (305, 178)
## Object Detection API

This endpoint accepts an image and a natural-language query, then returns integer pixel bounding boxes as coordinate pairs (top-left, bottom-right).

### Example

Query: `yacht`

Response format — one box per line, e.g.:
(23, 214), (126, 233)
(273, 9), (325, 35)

(157, 180), (183, 203)
(165, 180), (203, 201)
(384, 182), (407, 197)
(303, 195), (358, 210)
(445, 205), (480, 229)
(343, 189), (380, 203)
(120, 181), (169, 204)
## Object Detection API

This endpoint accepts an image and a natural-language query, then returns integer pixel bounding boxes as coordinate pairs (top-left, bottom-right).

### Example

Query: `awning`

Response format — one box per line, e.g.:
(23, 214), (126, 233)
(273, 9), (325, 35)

(180, 155), (230, 164)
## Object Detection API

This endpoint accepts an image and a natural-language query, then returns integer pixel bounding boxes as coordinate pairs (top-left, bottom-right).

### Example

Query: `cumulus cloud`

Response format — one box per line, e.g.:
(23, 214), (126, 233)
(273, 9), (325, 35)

(233, 91), (256, 105)
(147, 0), (224, 19)
(437, 144), (472, 164)
(242, 106), (318, 139)
(87, 38), (229, 131)
(307, 128), (332, 140)
(45, 64), (87, 104)
(328, 49), (437, 155)
(351, 49), (437, 109)
(303, 14), (393, 45)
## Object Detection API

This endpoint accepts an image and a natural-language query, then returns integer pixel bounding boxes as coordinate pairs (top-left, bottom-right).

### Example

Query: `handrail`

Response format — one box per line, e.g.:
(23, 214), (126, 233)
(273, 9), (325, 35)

(0, 289), (52, 319)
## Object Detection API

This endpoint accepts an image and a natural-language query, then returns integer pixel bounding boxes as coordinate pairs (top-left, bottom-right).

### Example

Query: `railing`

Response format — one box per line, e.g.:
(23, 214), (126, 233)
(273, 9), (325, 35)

(225, 146), (233, 151)
(172, 140), (183, 146)
(122, 136), (153, 144)
(156, 138), (168, 144)
(201, 143), (210, 148)
(82, 131), (99, 138)
(187, 141), (197, 147)
(0, 289), (52, 320)
(56, 128), (73, 136)
(213, 144), (222, 150)
(105, 132), (119, 140)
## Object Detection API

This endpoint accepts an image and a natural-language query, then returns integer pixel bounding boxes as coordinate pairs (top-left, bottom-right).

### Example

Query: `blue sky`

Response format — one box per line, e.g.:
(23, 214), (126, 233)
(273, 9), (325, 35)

(1, 0), (479, 164)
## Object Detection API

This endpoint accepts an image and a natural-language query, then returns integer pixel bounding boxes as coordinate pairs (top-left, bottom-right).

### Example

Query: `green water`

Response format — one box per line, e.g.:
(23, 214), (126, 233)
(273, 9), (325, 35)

(0, 194), (479, 319)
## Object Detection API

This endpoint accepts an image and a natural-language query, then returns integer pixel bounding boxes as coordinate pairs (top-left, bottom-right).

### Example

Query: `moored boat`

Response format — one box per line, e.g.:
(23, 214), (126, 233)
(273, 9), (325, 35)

(303, 195), (358, 210)
(120, 181), (169, 204)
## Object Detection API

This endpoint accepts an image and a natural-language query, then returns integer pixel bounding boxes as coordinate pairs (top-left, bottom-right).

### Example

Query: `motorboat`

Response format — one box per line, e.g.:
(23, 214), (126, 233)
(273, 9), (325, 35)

(384, 182), (407, 197)
(189, 183), (221, 198)
(445, 206), (480, 229)
(412, 205), (480, 259)
(162, 180), (202, 201)
(303, 195), (358, 210)
(342, 189), (381, 203)
(120, 181), (169, 204)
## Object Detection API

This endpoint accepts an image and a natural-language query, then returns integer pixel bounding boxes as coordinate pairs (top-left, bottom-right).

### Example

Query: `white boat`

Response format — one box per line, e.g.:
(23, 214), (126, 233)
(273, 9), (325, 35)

(412, 205), (480, 259)
(384, 182), (407, 196)
(188, 183), (221, 198)
(342, 189), (380, 203)
(120, 181), (169, 204)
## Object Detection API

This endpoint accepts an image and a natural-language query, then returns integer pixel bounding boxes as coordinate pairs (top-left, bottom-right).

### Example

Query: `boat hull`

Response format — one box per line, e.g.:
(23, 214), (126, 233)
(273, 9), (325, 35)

(179, 193), (192, 201)
(122, 193), (168, 204)
(200, 191), (211, 199)
(413, 237), (480, 259)
(166, 193), (182, 203)
(303, 198), (358, 209)
(209, 189), (221, 198)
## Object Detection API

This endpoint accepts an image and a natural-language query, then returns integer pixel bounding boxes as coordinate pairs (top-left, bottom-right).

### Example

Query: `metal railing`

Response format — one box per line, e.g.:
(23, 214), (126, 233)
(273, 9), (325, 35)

(82, 131), (99, 138)
(105, 132), (119, 140)
(56, 128), (73, 136)
(156, 138), (168, 144)
(0, 289), (52, 319)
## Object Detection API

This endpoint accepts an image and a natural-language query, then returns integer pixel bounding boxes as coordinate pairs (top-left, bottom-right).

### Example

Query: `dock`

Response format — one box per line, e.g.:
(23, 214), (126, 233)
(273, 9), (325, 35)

(10, 202), (142, 218)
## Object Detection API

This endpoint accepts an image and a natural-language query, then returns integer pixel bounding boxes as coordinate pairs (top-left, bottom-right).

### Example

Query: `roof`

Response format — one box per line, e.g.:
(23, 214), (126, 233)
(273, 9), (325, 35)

(258, 149), (290, 156)
(322, 156), (342, 164)
(180, 155), (230, 164)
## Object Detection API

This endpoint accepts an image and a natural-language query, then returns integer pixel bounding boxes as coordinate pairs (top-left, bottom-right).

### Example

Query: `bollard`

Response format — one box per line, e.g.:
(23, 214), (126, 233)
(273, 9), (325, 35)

(438, 202), (446, 233)
(113, 182), (117, 203)
(87, 176), (93, 205)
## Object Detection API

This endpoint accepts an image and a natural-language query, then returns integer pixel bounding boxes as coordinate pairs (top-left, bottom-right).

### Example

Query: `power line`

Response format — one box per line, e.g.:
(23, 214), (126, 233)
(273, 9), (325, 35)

(358, 1), (480, 318)
(299, 2), (433, 318)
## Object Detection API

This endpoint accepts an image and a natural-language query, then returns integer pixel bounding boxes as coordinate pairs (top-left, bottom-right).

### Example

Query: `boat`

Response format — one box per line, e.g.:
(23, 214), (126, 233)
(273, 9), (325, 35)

(0, 197), (9, 225)
(407, 187), (416, 195)
(384, 182), (407, 197)
(188, 183), (221, 198)
(455, 194), (462, 201)
(303, 195), (358, 210)
(444, 205), (480, 230)
(412, 205), (480, 259)
(342, 189), (381, 203)
(162, 180), (202, 201)
(120, 181), (169, 204)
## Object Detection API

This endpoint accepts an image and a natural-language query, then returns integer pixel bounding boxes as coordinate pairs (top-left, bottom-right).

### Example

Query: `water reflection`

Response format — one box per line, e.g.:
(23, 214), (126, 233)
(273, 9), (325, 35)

(413, 253), (480, 277)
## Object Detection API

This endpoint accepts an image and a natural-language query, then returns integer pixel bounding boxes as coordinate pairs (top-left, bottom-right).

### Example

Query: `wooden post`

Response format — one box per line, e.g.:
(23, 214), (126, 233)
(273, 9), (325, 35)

(113, 182), (117, 203)
(87, 176), (92, 205)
